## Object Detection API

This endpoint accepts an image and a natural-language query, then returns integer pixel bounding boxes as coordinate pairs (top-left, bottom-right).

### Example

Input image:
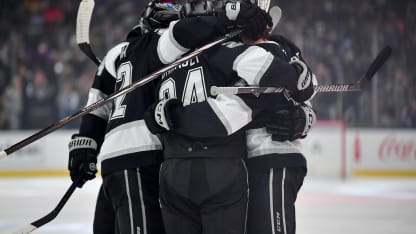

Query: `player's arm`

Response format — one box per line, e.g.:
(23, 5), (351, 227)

(172, 0), (272, 49)
(269, 34), (318, 102)
(68, 43), (124, 187)
(144, 94), (252, 138)
(155, 0), (271, 64)
(229, 44), (315, 103)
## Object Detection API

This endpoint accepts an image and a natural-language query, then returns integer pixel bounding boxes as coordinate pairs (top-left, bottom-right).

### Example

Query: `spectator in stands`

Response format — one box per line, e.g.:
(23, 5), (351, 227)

(0, 0), (415, 129)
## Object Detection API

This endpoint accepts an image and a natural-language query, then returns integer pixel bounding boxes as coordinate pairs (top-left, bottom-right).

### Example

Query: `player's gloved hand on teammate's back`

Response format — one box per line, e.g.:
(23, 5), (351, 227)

(218, 0), (273, 39)
(144, 98), (182, 134)
(68, 134), (98, 188)
(266, 103), (316, 141)
(289, 58), (318, 103)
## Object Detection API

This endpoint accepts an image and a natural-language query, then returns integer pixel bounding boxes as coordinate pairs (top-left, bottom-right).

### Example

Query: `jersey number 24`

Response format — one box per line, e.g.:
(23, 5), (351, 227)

(159, 66), (207, 106)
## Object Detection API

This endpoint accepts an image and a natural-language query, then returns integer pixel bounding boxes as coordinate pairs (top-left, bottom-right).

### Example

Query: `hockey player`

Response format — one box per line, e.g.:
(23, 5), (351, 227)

(143, 2), (315, 234)
(66, 0), (267, 233)
(243, 34), (317, 234)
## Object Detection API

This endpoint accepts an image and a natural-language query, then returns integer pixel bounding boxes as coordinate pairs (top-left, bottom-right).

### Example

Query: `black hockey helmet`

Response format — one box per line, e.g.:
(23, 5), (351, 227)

(139, 0), (230, 31)
(139, 0), (183, 31)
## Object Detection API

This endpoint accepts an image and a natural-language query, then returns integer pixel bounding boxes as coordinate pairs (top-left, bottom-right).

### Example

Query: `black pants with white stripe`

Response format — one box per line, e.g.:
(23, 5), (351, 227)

(246, 167), (306, 234)
(93, 164), (165, 234)
(159, 158), (248, 234)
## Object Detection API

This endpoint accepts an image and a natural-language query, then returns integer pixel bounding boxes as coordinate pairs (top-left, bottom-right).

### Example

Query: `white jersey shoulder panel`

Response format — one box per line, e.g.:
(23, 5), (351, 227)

(233, 45), (274, 86)
(104, 42), (130, 77)
(157, 20), (189, 64)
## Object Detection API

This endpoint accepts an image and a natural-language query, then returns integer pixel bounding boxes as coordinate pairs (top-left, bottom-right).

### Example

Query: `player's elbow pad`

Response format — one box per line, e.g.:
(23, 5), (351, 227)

(290, 59), (318, 102)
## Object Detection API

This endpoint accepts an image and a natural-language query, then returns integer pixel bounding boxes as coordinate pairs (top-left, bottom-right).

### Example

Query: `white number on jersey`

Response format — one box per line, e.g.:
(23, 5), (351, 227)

(159, 66), (207, 106)
(110, 62), (132, 120)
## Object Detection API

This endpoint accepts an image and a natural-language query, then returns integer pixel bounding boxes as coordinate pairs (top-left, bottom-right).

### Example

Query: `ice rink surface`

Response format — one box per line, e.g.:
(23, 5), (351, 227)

(1, 176), (415, 234)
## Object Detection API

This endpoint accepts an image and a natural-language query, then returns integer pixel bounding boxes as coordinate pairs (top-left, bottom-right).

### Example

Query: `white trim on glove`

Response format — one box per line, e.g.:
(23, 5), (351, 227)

(68, 136), (98, 152)
(300, 103), (316, 137)
(154, 99), (172, 131)
(225, 1), (241, 21)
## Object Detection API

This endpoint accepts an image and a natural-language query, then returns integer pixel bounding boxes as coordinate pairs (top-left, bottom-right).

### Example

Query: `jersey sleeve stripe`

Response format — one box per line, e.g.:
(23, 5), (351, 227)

(99, 120), (162, 161)
(85, 88), (112, 120)
(207, 94), (252, 135)
(233, 46), (274, 85)
(157, 21), (189, 64)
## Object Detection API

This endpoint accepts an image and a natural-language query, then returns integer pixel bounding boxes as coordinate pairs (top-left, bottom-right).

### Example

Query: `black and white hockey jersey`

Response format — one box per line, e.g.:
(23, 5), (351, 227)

(156, 35), (309, 159)
(78, 17), (228, 175)
(244, 34), (317, 170)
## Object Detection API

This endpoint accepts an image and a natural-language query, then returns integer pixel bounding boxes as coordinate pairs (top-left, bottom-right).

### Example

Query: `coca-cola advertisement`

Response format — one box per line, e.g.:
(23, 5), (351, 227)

(353, 129), (416, 175)
(378, 136), (416, 161)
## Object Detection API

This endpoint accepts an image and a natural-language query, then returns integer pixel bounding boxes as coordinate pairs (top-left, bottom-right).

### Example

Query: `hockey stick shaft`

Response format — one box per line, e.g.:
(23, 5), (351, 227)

(358, 45), (393, 89)
(12, 177), (82, 234)
(210, 46), (392, 96)
(0, 30), (241, 158)
(211, 83), (360, 95)
(77, 0), (100, 65)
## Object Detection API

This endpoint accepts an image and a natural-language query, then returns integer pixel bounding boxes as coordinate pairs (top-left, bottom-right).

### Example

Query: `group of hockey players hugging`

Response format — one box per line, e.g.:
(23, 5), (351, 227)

(67, 0), (317, 234)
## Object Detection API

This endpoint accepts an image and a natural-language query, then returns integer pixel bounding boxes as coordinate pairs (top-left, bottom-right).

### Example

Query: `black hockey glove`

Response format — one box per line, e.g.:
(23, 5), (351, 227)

(266, 103), (317, 141)
(218, 0), (273, 39)
(68, 134), (98, 188)
(144, 98), (182, 134)
(289, 58), (317, 103)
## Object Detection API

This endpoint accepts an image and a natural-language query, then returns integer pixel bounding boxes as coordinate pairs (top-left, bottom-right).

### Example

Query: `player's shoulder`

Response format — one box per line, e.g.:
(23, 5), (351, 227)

(221, 40), (245, 49)
(255, 40), (288, 60)
(216, 40), (250, 58)
(222, 40), (279, 56)
(102, 42), (130, 77)
(155, 28), (168, 35)
(232, 42), (276, 60)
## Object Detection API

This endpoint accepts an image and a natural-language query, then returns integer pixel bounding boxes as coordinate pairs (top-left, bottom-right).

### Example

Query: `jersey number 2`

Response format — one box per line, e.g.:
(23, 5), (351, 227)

(110, 62), (132, 120)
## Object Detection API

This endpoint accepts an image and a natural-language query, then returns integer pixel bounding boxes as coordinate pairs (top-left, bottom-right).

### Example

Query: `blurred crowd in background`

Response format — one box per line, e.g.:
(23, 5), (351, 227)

(0, 0), (415, 130)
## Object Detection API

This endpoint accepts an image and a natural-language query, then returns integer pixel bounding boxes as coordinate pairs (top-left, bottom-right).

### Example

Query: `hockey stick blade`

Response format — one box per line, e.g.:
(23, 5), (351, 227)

(77, 0), (101, 65)
(0, 30), (241, 158)
(357, 45), (392, 90)
(269, 6), (282, 31)
(211, 45), (392, 96)
(78, 42), (100, 65)
(12, 177), (82, 234)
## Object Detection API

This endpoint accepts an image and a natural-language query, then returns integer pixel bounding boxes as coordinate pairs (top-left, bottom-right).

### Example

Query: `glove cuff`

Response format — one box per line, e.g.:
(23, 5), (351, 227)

(68, 135), (98, 152)
(299, 104), (317, 137)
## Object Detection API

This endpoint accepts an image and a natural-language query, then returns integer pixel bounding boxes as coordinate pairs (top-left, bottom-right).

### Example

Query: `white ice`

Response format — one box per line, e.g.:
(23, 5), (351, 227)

(1, 176), (416, 234)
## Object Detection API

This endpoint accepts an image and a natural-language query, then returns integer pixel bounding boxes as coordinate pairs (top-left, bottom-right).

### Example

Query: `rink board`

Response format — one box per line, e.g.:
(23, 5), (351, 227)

(0, 124), (416, 177)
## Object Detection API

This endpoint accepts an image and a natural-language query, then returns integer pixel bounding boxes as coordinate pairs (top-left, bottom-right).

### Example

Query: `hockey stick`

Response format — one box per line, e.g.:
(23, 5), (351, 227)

(257, 0), (271, 12)
(77, 0), (101, 65)
(211, 45), (392, 96)
(0, 30), (242, 159)
(12, 176), (83, 234)
(269, 5), (282, 31)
